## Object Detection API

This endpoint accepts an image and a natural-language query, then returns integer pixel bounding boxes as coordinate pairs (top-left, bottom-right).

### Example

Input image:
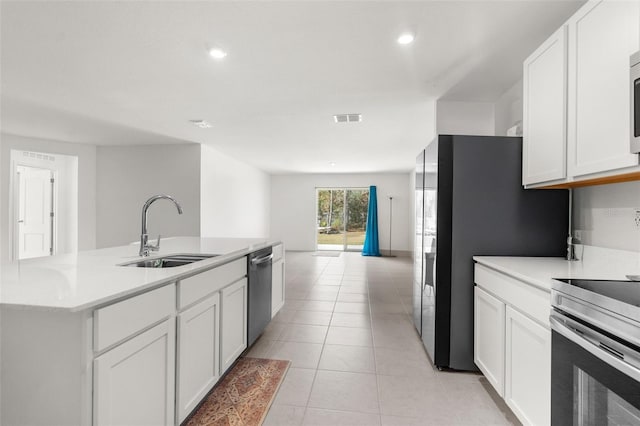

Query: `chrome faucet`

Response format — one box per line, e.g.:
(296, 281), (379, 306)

(566, 189), (581, 261)
(139, 195), (183, 257)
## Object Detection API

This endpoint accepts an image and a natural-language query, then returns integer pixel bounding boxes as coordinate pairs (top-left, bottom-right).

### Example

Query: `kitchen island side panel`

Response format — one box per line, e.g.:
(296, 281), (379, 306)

(1, 308), (93, 425)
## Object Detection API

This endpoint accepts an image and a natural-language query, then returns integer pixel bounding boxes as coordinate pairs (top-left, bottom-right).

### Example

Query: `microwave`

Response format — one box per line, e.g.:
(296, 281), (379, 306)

(632, 51), (640, 153)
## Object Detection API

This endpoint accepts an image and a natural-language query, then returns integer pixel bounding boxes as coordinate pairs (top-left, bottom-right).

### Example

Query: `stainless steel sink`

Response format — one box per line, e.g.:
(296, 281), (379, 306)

(120, 254), (218, 268)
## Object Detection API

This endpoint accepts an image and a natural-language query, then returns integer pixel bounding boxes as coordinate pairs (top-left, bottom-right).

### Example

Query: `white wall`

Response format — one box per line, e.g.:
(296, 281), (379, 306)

(96, 144), (201, 248)
(0, 133), (96, 263)
(200, 144), (271, 239)
(270, 173), (411, 253)
(494, 79), (523, 136)
(436, 100), (495, 136)
(573, 181), (640, 252)
(409, 169), (416, 260)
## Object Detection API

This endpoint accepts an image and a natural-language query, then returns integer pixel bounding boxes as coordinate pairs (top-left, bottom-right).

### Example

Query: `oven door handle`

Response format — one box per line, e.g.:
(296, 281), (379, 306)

(550, 315), (640, 383)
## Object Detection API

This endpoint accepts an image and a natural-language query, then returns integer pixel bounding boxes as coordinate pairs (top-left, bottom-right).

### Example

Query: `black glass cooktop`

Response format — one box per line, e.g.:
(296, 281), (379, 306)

(555, 278), (640, 308)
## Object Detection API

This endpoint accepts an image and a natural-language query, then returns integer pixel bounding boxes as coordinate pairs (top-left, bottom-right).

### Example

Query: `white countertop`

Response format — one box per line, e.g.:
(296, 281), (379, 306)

(474, 245), (640, 292)
(0, 237), (279, 312)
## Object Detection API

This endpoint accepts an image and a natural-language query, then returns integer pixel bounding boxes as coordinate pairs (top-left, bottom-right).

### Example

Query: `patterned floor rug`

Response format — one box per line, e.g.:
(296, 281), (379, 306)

(186, 357), (290, 426)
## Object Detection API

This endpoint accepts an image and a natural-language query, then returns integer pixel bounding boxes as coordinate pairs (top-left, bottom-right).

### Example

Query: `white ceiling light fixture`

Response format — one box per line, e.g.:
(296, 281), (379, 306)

(189, 119), (212, 129)
(397, 33), (415, 45)
(333, 113), (362, 123)
(208, 47), (227, 59)
(329, 162), (336, 167)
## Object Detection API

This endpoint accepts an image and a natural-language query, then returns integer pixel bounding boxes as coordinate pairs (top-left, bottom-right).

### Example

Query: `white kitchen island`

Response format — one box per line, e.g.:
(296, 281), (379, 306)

(0, 237), (283, 426)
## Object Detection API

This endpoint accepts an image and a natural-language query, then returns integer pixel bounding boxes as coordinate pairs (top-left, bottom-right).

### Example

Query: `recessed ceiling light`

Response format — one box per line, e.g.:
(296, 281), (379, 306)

(189, 119), (212, 129)
(209, 48), (227, 59)
(329, 162), (336, 167)
(397, 33), (415, 45)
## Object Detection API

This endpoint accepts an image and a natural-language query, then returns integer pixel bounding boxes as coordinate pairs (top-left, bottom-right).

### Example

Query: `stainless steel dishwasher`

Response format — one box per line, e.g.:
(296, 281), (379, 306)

(247, 247), (273, 346)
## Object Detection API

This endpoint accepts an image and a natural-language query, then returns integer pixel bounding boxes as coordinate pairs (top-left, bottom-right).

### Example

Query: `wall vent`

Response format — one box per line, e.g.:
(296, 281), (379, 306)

(22, 151), (55, 162)
(333, 113), (362, 123)
(189, 119), (213, 129)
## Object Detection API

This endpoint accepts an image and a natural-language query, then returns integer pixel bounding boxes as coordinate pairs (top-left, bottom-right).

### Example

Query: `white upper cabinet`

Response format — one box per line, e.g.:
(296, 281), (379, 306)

(523, 26), (568, 186)
(523, 0), (640, 187)
(567, 0), (640, 177)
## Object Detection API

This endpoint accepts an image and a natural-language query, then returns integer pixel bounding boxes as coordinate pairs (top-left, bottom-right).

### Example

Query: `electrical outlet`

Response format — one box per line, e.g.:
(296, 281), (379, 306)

(635, 209), (640, 228)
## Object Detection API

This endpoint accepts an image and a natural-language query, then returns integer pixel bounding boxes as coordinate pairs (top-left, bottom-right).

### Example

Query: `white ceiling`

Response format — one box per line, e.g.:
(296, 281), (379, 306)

(1, 1), (584, 174)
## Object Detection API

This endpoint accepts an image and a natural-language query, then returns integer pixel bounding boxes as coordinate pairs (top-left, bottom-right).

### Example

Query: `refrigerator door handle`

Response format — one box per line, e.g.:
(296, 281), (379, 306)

(423, 253), (436, 294)
(432, 254), (436, 295)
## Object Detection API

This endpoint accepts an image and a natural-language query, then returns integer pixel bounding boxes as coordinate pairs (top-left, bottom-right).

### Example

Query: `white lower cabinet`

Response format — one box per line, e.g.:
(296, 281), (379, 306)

(220, 277), (248, 373)
(474, 287), (505, 396)
(272, 243), (285, 317)
(505, 306), (551, 426)
(474, 263), (551, 426)
(177, 293), (220, 423)
(93, 318), (176, 426)
(272, 258), (285, 317)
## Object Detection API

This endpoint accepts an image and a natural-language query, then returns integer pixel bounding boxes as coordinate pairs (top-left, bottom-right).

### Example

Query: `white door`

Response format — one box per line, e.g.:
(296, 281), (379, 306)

(505, 306), (551, 426)
(177, 293), (220, 423)
(94, 319), (176, 426)
(17, 166), (54, 259)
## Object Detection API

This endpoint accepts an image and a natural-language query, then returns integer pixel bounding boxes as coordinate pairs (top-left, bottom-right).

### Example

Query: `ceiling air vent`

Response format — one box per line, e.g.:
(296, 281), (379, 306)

(189, 119), (212, 129)
(333, 113), (362, 123)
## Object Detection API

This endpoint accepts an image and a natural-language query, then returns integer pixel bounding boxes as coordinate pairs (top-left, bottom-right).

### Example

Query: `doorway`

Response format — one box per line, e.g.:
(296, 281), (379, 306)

(316, 188), (369, 251)
(10, 150), (78, 261)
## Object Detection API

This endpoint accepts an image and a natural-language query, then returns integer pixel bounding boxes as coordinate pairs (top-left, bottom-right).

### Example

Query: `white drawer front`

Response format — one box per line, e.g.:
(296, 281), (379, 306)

(272, 244), (284, 262)
(178, 257), (246, 310)
(474, 264), (550, 328)
(94, 284), (176, 352)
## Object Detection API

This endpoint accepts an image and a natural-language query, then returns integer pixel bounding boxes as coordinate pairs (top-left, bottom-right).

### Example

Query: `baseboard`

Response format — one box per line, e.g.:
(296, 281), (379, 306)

(285, 249), (412, 257)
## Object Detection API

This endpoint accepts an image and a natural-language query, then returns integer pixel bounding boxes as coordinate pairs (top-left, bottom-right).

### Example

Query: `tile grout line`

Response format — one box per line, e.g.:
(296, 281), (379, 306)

(369, 280), (384, 423)
(300, 257), (340, 424)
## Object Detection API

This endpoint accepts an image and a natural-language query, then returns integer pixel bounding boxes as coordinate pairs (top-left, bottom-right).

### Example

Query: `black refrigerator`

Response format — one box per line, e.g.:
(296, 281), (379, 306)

(413, 135), (568, 371)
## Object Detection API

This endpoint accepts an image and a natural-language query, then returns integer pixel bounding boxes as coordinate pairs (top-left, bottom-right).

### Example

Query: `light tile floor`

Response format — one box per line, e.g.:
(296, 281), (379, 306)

(247, 252), (520, 426)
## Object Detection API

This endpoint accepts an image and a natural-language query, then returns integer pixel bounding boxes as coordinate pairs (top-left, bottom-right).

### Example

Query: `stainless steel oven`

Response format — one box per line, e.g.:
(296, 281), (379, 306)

(631, 51), (640, 153)
(551, 279), (640, 425)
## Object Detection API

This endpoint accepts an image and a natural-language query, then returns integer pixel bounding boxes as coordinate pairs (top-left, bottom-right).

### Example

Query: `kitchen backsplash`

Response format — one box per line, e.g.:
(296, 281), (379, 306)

(573, 180), (640, 252)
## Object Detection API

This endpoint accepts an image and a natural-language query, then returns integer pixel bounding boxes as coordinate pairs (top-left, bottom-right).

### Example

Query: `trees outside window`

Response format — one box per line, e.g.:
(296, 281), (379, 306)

(316, 188), (369, 251)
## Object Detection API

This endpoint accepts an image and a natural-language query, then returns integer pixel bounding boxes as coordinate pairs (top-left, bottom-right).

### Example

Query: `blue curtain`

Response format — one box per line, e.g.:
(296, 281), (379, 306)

(362, 185), (380, 256)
